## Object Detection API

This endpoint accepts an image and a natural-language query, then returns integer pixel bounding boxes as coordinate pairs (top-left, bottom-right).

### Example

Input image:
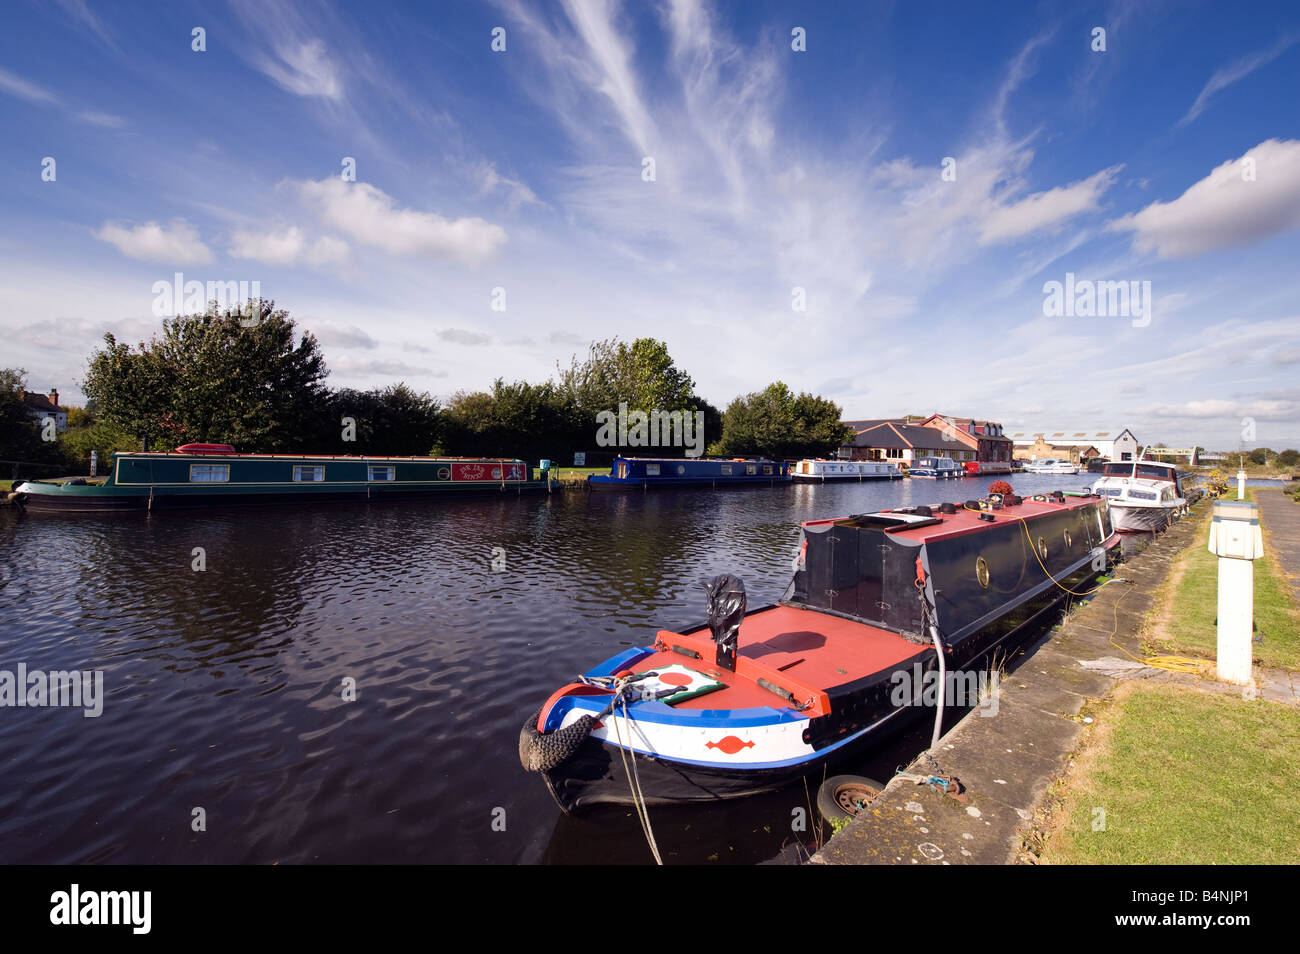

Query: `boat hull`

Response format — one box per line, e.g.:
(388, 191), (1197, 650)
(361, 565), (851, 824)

(1109, 503), (1177, 533)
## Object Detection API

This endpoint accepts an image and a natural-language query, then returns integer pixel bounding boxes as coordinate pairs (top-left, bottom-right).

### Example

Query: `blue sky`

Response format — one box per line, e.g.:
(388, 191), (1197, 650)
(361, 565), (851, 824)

(2, 0), (1298, 451)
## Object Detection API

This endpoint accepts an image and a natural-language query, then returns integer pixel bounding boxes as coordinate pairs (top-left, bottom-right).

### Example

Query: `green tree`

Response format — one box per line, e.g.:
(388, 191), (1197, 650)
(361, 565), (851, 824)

(442, 379), (578, 464)
(324, 384), (442, 456)
(1276, 448), (1299, 468)
(710, 382), (853, 459)
(83, 301), (328, 452)
(0, 368), (75, 479)
(1248, 447), (1273, 466)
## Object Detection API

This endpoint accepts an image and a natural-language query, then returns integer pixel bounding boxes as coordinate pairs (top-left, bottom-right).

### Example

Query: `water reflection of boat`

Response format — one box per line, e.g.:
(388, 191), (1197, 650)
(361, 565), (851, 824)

(521, 489), (1118, 813)
(12, 444), (547, 512)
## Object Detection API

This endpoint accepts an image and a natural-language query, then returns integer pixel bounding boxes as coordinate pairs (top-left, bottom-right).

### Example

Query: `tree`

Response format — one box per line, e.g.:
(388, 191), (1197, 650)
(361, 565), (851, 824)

(0, 368), (74, 477)
(557, 337), (696, 416)
(710, 382), (853, 459)
(1248, 447), (1273, 466)
(324, 384), (442, 456)
(1277, 448), (1299, 468)
(83, 301), (328, 452)
(441, 379), (578, 464)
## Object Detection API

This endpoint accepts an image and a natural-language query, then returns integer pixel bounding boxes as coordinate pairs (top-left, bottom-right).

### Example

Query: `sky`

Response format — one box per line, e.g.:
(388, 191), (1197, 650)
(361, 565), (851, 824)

(1, 0), (1298, 452)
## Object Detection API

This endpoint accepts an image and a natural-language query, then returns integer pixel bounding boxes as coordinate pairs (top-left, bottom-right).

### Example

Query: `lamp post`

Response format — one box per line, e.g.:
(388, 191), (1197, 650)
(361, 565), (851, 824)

(1208, 500), (1264, 686)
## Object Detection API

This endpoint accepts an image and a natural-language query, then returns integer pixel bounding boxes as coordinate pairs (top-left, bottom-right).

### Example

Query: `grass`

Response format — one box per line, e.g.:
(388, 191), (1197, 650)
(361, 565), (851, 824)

(1144, 490), (1300, 671)
(1037, 681), (1300, 864)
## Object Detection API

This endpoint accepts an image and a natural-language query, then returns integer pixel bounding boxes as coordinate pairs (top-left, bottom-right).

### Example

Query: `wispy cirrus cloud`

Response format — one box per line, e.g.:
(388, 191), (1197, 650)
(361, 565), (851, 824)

(1179, 35), (1298, 126)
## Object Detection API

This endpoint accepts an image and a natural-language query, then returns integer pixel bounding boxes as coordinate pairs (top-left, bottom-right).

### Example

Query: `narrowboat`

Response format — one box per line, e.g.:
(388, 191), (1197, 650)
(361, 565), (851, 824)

(1091, 458), (1197, 532)
(792, 459), (901, 481)
(961, 460), (1014, 476)
(587, 457), (791, 491)
(908, 456), (964, 478)
(11, 444), (550, 512)
(520, 488), (1119, 812)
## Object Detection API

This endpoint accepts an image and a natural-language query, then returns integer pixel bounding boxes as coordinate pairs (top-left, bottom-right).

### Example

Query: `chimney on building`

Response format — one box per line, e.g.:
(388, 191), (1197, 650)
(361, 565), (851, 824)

(49, 388), (59, 407)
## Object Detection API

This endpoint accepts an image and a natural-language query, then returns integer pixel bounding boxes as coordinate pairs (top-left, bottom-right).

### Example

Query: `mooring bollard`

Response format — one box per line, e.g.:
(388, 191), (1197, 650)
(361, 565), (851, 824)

(1208, 500), (1264, 686)
(1236, 468), (1247, 500)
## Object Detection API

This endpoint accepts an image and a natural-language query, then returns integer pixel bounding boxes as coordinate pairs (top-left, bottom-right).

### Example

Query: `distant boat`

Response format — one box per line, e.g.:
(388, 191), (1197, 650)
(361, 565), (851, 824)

(908, 456), (964, 478)
(588, 456), (791, 490)
(1091, 459), (1192, 532)
(792, 459), (901, 481)
(1024, 458), (1079, 475)
(11, 444), (548, 512)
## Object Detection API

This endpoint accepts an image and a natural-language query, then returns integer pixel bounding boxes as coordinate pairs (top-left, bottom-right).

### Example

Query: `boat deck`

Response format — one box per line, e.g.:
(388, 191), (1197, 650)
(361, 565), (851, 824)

(629, 605), (927, 715)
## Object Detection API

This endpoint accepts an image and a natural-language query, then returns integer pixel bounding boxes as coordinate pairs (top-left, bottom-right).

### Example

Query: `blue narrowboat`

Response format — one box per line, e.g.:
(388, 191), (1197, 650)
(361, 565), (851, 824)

(587, 457), (791, 491)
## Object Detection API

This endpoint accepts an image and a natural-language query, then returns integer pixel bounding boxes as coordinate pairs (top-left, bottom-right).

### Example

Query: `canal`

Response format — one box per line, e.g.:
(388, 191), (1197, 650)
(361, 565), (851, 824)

(0, 472), (1105, 863)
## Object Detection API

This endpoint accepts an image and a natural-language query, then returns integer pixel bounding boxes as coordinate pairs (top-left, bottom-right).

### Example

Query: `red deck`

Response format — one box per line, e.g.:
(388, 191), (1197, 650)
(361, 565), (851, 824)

(629, 605), (928, 717)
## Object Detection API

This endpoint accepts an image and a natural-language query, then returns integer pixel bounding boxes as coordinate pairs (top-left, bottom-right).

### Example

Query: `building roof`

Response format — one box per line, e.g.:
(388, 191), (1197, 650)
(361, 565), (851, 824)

(23, 391), (60, 413)
(1009, 429), (1134, 445)
(847, 422), (953, 450)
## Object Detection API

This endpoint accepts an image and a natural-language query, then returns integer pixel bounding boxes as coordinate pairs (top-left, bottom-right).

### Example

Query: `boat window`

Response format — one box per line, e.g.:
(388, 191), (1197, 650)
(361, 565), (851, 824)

(368, 465), (395, 481)
(763, 465), (773, 475)
(293, 465), (325, 482)
(1135, 464), (1172, 480)
(189, 464), (229, 483)
(1129, 489), (1157, 500)
(1102, 463), (1130, 476)
(646, 463), (660, 476)
(747, 464), (757, 475)
(617, 463), (627, 478)
(721, 464), (733, 475)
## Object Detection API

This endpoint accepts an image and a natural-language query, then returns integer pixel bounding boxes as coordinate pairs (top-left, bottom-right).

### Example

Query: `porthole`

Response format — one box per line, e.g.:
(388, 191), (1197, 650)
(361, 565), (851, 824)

(976, 557), (990, 589)
(676, 464), (686, 475)
(1037, 537), (1049, 560)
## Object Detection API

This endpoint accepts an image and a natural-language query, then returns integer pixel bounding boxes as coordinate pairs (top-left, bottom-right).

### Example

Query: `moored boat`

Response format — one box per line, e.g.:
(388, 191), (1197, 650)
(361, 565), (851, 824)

(1090, 458), (1191, 532)
(1024, 458), (1079, 475)
(520, 489), (1119, 813)
(12, 444), (549, 512)
(587, 456), (791, 490)
(792, 459), (901, 481)
(908, 456), (964, 478)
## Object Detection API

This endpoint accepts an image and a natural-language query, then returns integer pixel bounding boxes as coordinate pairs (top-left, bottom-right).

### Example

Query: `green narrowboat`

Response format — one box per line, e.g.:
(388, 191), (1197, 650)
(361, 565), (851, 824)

(11, 444), (550, 513)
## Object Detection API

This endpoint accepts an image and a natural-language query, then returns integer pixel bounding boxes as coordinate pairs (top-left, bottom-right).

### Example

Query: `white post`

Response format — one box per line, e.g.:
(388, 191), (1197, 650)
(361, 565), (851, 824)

(1208, 500), (1264, 687)
(1237, 469), (1247, 500)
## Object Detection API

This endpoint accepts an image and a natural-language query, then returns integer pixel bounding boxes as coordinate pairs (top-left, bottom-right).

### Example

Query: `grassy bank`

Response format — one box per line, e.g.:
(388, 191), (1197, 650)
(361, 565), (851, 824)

(1143, 491), (1300, 671)
(1036, 681), (1300, 864)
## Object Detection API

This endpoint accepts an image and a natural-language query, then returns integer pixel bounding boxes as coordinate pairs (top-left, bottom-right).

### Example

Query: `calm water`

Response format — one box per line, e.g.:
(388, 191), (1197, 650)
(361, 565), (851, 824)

(0, 472), (1100, 864)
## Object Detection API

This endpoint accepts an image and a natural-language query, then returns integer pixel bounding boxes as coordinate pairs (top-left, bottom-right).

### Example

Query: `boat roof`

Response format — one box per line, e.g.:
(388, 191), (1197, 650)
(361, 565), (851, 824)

(803, 495), (1100, 545)
(117, 451), (525, 462)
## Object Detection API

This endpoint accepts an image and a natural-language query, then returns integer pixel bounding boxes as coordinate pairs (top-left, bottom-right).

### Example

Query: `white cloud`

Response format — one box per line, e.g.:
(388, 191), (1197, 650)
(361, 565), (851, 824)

(94, 220), (213, 265)
(978, 165), (1122, 245)
(76, 110), (127, 128)
(298, 178), (507, 265)
(228, 226), (349, 267)
(439, 328), (493, 346)
(1179, 36), (1298, 127)
(305, 321), (377, 350)
(1109, 139), (1300, 258)
(257, 38), (343, 100)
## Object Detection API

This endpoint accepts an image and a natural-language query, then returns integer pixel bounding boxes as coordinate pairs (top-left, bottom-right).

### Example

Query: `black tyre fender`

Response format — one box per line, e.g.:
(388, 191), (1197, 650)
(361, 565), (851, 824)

(816, 774), (887, 824)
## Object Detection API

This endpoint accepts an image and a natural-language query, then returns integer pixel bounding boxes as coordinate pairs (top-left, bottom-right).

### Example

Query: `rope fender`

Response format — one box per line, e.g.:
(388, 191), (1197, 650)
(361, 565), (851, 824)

(518, 706), (598, 773)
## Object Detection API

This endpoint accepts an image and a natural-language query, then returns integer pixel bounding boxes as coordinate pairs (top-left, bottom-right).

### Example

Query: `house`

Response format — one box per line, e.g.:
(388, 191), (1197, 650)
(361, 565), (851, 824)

(918, 414), (1014, 467)
(1009, 428), (1139, 462)
(839, 422), (976, 468)
(24, 388), (66, 432)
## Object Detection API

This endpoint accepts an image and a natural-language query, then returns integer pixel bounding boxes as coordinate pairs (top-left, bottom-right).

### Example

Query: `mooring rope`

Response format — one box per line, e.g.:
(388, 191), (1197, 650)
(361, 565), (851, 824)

(609, 679), (664, 866)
